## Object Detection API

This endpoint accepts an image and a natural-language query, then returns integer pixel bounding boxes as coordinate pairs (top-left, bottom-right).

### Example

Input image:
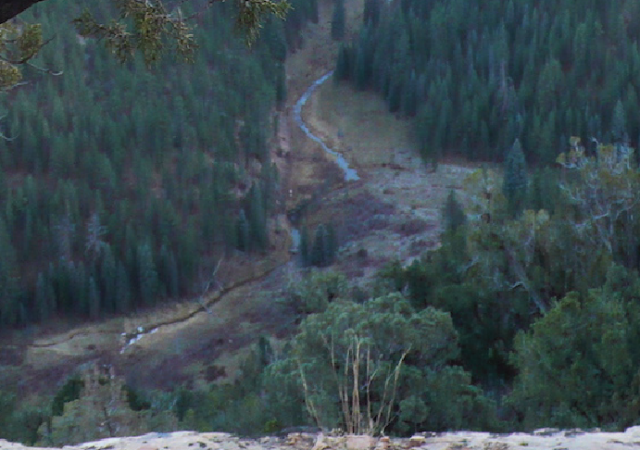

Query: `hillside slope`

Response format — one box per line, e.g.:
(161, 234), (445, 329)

(1, 0), (478, 438)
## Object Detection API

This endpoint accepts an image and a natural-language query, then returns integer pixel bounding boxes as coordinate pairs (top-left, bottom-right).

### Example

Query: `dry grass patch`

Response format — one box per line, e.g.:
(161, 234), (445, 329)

(308, 81), (415, 168)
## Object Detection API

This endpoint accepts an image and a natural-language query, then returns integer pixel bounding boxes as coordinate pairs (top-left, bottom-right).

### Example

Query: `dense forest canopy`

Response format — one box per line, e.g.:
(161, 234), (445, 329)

(336, 0), (640, 164)
(0, 0), (318, 326)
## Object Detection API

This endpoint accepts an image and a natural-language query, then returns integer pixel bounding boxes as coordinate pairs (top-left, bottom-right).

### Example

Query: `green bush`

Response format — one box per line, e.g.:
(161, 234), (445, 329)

(282, 269), (348, 315)
(509, 285), (640, 430)
(267, 293), (499, 434)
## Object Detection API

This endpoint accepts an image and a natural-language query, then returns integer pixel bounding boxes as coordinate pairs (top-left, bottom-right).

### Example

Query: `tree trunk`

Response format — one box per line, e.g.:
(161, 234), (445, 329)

(1, 0), (46, 24)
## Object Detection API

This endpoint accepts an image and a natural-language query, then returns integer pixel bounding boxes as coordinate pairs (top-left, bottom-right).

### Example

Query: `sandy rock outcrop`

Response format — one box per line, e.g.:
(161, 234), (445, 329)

(3, 428), (640, 450)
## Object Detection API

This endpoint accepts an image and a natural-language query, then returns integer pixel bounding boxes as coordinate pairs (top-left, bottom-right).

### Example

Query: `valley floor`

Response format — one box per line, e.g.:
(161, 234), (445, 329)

(0, 0), (475, 396)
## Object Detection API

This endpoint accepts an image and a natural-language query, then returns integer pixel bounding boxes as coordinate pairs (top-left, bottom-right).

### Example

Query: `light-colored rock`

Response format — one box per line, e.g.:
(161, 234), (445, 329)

(533, 428), (561, 436)
(407, 436), (426, 448)
(137, 446), (158, 450)
(6, 428), (640, 450)
(345, 435), (374, 450)
(310, 434), (330, 450)
(285, 433), (315, 448)
(373, 436), (389, 450)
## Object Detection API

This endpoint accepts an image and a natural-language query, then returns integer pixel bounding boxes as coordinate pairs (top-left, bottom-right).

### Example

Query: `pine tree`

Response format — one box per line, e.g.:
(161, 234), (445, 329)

(88, 276), (100, 320)
(70, 261), (88, 316)
(263, 18), (287, 62)
(354, 47), (368, 90)
(299, 225), (310, 267)
(325, 223), (338, 265)
(275, 63), (287, 106)
(310, 224), (327, 267)
(363, 0), (380, 26)
(441, 190), (466, 233)
(160, 244), (179, 298)
(237, 209), (250, 252)
(401, 73), (418, 116)
(35, 272), (55, 322)
(137, 242), (158, 307)
(248, 183), (268, 251)
(502, 139), (528, 215)
(115, 261), (131, 314)
(85, 212), (106, 261)
(334, 44), (351, 82)
(100, 245), (117, 313)
(310, 224), (337, 267)
(612, 99), (628, 144)
(331, 0), (346, 41)
(310, 0), (319, 24)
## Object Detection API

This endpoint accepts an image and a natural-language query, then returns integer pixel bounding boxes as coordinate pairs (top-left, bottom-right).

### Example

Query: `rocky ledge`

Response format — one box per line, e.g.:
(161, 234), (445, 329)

(3, 428), (640, 450)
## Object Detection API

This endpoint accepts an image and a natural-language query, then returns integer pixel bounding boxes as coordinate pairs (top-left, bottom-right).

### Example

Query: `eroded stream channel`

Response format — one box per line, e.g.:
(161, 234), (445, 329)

(294, 71), (359, 182)
(119, 72), (359, 352)
(289, 70), (359, 251)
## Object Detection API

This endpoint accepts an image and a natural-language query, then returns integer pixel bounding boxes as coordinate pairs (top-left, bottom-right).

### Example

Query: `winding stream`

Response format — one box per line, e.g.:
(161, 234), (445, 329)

(293, 71), (360, 182)
(120, 73), (359, 350)
(289, 71), (360, 252)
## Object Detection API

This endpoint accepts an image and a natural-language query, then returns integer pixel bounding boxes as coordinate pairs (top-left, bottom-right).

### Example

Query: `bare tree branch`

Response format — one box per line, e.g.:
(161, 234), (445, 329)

(0, 0), (226, 24)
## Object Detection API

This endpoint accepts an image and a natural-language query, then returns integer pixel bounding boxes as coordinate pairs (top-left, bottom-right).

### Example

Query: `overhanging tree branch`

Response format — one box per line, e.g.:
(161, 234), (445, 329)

(1, 0), (289, 90)
(0, 0), (47, 24)
(0, 0), (224, 24)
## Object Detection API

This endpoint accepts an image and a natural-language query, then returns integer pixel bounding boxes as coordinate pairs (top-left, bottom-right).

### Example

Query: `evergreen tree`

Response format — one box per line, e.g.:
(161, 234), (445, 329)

(310, 223), (337, 267)
(353, 47), (368, 90)
(310, 224), (327, 267)
(247, 183), (268, 251)
(114, 261), (131, 314)
(331, 0), (346, 41)
(509, 289), (640, 429)
(441, 190), (466, 233)
(237, 209), (251, 252)
(334, 44), (352, 82)
(325, 223), (337, 265)
(502, 139), (528, 215)
(160, 245), (179, 298)
(70, 261), (87, 315)
(611, 99), (628, 144)
(88, 276), (100, 320)
(363, 0), (380, 26)
(35, 272), (55, 322)
(100, 245), (117, 313)
(275, 63), (287, 106)
(299, 225), (310, 267)
(309, 0), (319, 24)
(136, 243), (158, 307)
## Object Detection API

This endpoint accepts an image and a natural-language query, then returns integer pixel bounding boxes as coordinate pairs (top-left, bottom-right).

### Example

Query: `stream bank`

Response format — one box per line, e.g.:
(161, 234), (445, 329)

(293, 71), (359, 182)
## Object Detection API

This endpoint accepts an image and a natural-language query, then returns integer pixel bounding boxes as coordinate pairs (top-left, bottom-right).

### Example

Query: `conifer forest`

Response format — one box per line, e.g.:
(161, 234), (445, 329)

(3, 0), (640, 445)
